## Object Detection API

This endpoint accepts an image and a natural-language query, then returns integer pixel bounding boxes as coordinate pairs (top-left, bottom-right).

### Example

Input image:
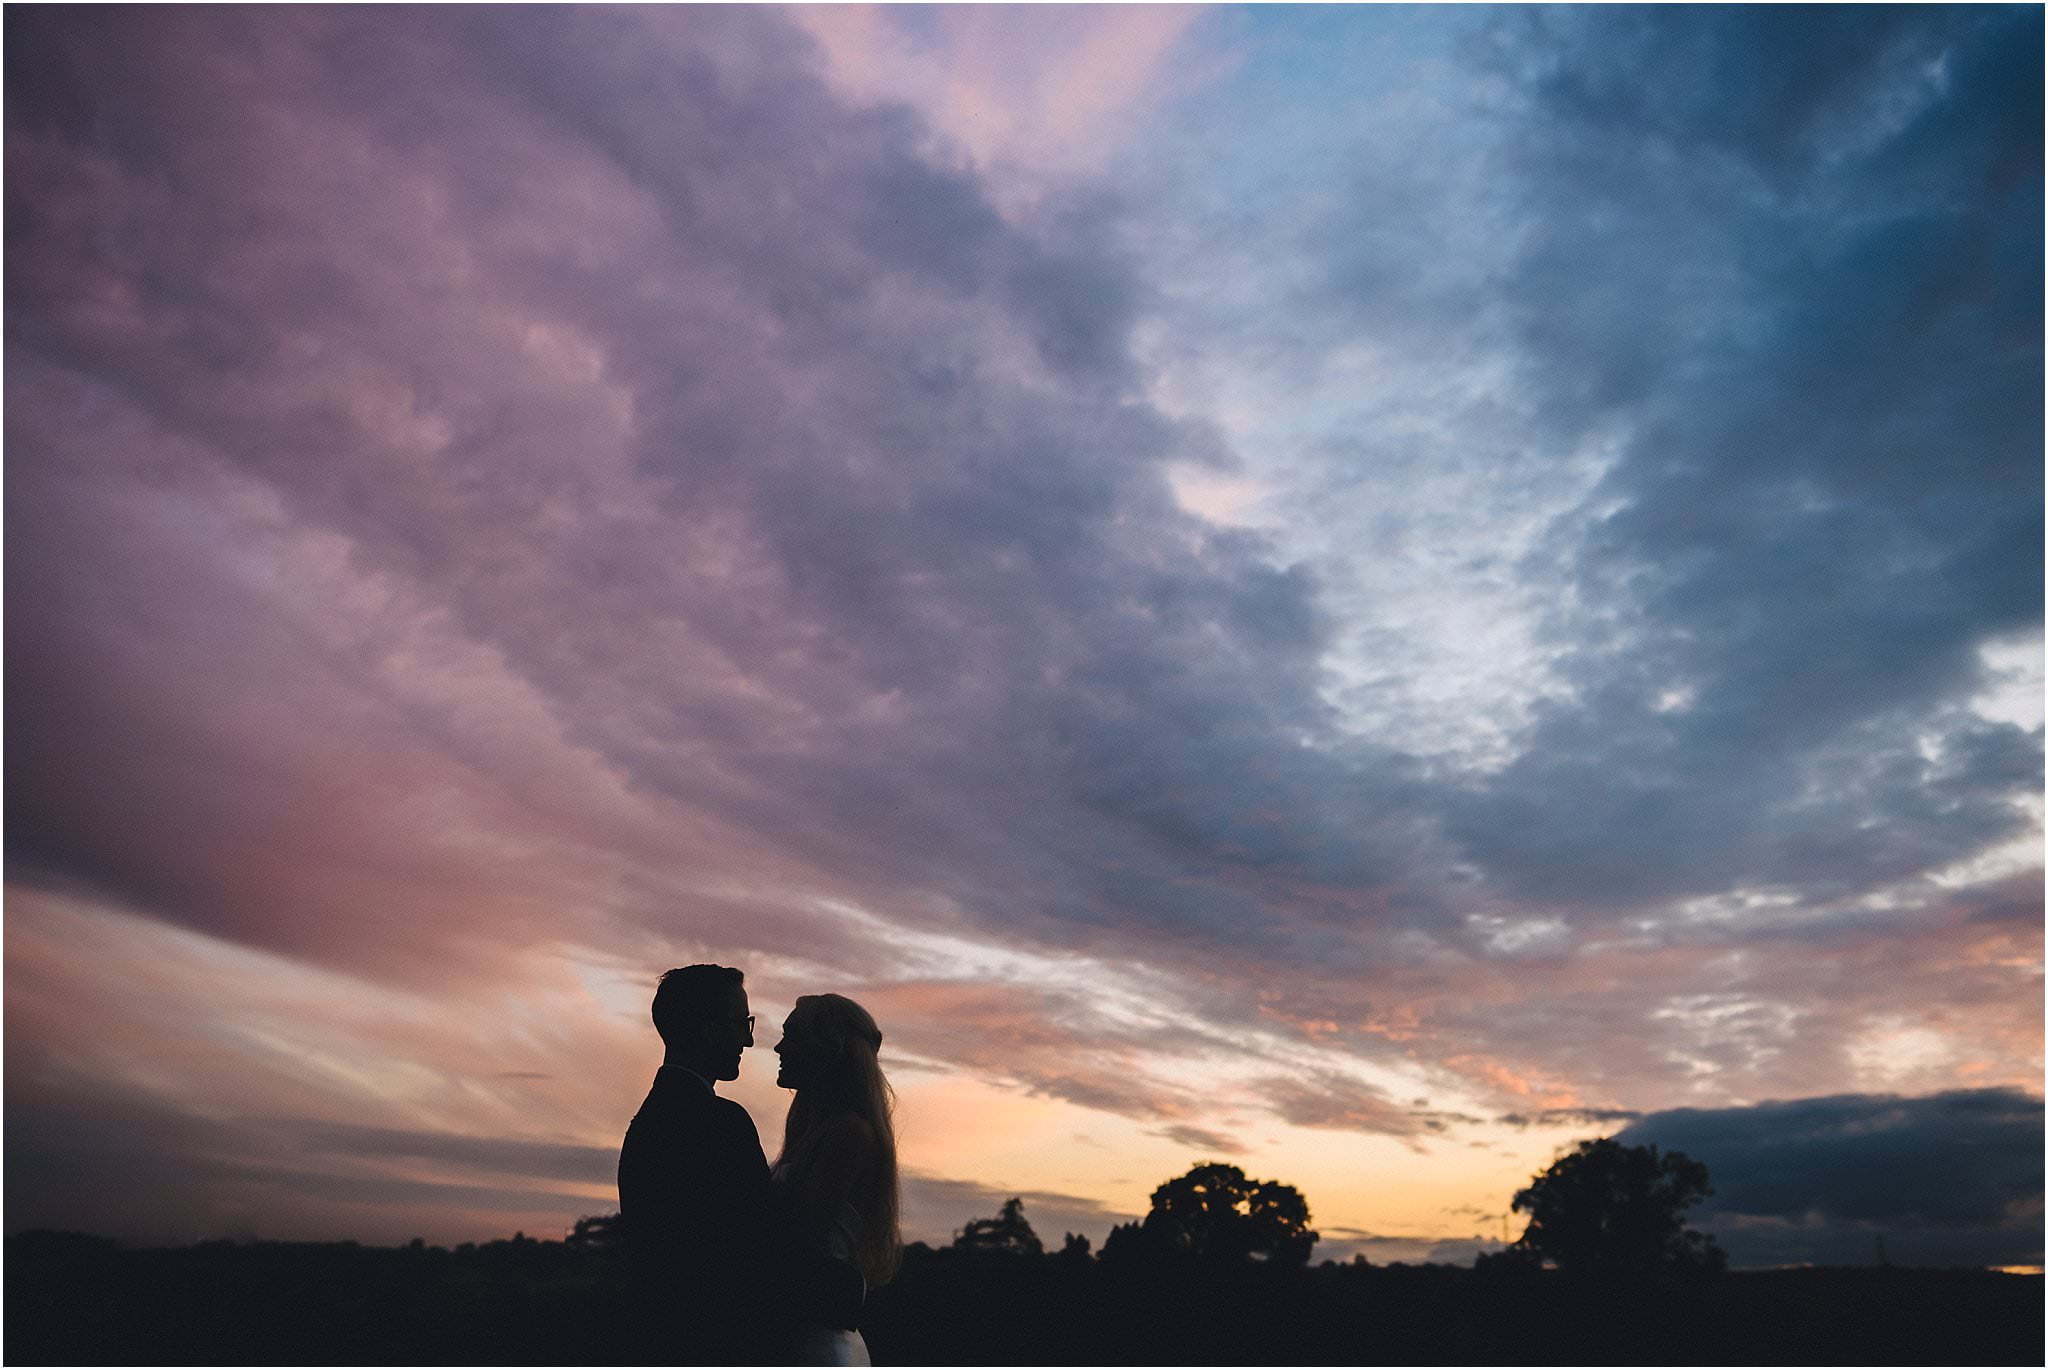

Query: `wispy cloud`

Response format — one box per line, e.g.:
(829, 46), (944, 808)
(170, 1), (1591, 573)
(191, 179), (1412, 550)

(1150, 1124), (1246, 1156)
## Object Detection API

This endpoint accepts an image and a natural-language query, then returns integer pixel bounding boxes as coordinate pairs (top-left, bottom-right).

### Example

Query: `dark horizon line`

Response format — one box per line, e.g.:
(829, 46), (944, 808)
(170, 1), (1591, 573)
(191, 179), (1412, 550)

(8, 1225), (2039, 1278)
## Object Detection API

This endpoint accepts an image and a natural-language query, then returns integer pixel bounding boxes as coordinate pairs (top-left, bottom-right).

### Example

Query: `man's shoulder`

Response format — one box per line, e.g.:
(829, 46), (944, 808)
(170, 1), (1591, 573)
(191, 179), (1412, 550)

(709, 1092), (764, 1138)
(624, 1074), (709, 1138)
(625, 1077), (760, 1139)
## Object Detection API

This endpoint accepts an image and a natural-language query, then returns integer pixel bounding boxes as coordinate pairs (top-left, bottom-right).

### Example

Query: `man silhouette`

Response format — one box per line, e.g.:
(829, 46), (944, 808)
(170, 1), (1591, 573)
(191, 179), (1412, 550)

(618, 964), (777, 1363)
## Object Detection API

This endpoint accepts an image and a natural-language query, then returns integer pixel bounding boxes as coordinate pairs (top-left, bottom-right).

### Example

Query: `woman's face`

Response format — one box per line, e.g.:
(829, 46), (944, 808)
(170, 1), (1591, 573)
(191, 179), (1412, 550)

(774, 1010), (833, 1091)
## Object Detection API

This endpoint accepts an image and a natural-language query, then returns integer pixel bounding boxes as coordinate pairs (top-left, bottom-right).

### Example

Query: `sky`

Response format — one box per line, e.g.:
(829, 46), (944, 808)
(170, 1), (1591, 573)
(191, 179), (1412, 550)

(5, 4), (2042, 1271)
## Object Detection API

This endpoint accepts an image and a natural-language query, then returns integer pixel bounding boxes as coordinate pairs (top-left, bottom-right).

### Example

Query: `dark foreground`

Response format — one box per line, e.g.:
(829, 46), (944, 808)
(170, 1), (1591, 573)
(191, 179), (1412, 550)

(8, 1230), (2040, 1366)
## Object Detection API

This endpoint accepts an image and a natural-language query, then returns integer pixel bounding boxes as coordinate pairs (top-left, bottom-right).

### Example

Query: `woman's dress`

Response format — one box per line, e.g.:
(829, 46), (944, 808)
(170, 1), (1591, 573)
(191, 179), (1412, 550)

(771, 1162), (871, 1366)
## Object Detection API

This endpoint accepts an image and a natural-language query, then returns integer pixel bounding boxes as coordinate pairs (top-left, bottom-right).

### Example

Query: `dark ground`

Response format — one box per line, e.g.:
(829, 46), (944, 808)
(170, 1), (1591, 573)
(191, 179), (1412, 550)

(7, 1230), (2040, 1365)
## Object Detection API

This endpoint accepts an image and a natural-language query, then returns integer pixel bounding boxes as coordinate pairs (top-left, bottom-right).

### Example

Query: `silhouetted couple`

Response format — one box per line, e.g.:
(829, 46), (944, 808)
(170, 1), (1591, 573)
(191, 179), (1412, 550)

(618, 965), (899, 1365)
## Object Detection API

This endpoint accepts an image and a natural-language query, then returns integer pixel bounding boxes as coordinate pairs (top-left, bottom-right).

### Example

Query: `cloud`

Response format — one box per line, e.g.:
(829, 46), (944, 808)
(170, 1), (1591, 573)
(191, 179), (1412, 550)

(1149, 1125), (1245, 1156)
(1144, 7), (2041, 919)
(9, 4), (2034, 1052)
(794, 5), (1215, 180)
(1495, 1107), (1642, 1130)
(847, 978), (1214, 1122)
(1313, 1226), (1508, 1267)
(281, 1122), (616, 1187)
(2, 1069), (608, 1246)
(1440, 4), (2043, 911)
(2, 881), (662, 1245)
(897, 1173), (1132, 1249)
(2, 3), (1440, 998)
(1618, 1088), (2044, 1268)
(1206, 870), (2040, 1119)
(1255, 1072), (1426, 1139)
(1113, 3), (2042, 973)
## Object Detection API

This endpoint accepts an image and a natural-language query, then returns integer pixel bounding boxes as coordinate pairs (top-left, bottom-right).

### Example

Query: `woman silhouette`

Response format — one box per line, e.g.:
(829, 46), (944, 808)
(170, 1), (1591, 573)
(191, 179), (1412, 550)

(772, 993), (901, 1365)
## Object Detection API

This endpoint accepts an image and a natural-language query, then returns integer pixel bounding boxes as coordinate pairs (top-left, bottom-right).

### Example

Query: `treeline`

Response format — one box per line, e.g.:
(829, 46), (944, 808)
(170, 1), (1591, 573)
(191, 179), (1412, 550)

(861, 1152), (2034, 1364)
(8, 1224), (2037, 1365)
(5, 1147), (2039, 1364)
(870, 1236), (2037, 1365)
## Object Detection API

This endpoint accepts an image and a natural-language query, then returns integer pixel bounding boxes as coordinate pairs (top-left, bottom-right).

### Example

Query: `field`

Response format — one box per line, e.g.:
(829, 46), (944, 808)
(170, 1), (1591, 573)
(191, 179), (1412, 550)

(8, 1230), (2039, 1366)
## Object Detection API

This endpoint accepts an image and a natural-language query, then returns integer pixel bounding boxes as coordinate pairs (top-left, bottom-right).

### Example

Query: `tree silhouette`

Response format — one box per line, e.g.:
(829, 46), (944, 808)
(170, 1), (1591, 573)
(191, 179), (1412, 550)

(566, 1212), (623, 1254)
(953, 1197), (1043, 1256)
(1138, 1162), (1318, 1267)
(1097, 1219), (1158, 1265)
(1510, 1138), (1725, 1276)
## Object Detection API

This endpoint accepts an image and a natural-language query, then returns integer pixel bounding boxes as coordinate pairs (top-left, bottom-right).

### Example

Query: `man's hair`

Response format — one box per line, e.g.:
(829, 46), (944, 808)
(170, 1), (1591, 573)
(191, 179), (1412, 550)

(651, 964), (744, 1044)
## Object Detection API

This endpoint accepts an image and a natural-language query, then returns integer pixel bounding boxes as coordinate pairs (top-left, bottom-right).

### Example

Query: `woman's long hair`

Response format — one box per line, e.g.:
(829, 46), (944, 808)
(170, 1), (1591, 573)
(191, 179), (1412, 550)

(775, 993), (901, 1285)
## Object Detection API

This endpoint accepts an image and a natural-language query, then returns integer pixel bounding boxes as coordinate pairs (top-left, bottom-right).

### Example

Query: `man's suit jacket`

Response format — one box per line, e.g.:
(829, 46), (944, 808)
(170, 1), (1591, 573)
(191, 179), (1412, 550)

(617, 1068), (776, 1359)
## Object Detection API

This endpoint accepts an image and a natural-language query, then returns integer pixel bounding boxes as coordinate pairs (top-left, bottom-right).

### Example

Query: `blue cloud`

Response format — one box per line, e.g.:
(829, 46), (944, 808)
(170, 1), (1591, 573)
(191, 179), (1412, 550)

(1444, 4), (2042, 910)
(1619, 1088), (2044, 1268)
